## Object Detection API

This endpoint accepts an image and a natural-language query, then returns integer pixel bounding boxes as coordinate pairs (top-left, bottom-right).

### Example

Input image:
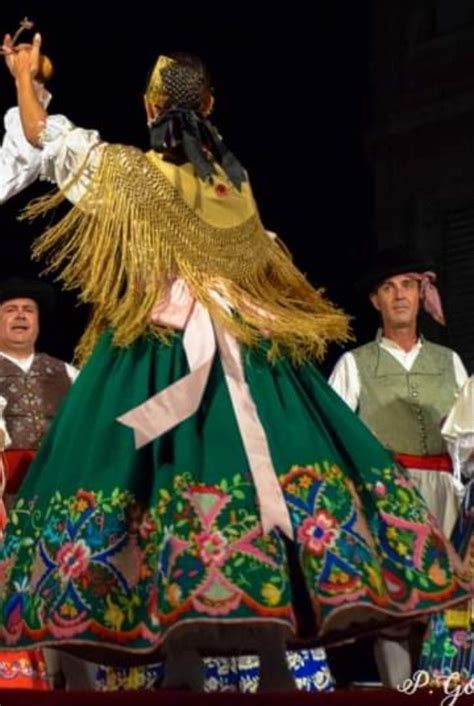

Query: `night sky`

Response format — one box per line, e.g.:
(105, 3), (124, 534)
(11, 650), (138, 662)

(0, 4), (374, 372)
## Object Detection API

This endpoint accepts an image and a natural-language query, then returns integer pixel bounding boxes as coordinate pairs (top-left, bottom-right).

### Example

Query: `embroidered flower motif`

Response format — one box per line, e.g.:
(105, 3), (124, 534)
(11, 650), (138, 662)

(329, 568), (351, 586)
(59, 603), (79, 618)
(104, 595), (125, 631)
(375, 481), (386, 497)
(261, 582), (281, 606)
(366, 565), (384, 594)
(0, 463), (464, 652)
(56, 540), (91, 580)
(165, 582), (182, 608)
(73, 489), (97, 513)
(195, 530), (228, 567)
(386, 526), (398, 541)
(298, 511), (338, 556)
(428, 560), (447, 586)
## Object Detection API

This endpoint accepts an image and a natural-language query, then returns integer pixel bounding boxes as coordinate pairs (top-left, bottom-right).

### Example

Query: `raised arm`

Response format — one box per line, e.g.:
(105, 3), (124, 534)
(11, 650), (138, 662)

(3, 32), (46, 147)
(2, 32), (104, 204)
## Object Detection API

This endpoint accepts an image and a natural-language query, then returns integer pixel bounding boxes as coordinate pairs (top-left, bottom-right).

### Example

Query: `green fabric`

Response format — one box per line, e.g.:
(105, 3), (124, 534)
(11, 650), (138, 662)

(354, 340), (457, 454)
(0, 333), (468, 658)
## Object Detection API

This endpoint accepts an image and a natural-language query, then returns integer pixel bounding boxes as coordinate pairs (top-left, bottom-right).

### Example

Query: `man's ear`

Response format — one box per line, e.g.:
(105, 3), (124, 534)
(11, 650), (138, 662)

(369, 292), (380, 312)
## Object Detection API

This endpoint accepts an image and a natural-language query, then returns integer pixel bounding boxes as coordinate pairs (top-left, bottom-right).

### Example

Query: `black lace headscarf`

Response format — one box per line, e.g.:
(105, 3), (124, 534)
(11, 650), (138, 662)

(146, 53), (246, 190)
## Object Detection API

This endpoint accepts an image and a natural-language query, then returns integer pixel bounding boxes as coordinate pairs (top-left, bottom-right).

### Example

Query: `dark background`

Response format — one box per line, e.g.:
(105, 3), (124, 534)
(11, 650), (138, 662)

(2, 2), (474, 685)
(0, 3), (374, 373)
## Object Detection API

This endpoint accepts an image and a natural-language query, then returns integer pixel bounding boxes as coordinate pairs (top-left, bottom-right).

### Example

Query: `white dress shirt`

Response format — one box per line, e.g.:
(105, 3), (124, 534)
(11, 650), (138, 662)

(0, 351), (79, 382)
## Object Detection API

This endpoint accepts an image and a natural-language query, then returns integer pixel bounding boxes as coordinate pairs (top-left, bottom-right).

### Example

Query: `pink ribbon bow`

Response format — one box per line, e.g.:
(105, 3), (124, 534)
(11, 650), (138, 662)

(117, 279), (294, 539)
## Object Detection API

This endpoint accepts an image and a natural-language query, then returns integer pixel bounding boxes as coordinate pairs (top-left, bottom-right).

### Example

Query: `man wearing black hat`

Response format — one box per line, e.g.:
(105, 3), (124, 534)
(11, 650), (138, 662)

(0, 277), (78, 454)
(329, 247), (468, 687)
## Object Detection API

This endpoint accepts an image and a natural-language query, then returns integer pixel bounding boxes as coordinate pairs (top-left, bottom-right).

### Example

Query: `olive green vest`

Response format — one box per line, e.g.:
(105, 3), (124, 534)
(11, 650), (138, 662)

(353, 338), (458, 455)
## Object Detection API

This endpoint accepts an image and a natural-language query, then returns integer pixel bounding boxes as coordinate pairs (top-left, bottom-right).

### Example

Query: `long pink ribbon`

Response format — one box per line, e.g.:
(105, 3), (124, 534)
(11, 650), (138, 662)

(117, 281), (293, 539)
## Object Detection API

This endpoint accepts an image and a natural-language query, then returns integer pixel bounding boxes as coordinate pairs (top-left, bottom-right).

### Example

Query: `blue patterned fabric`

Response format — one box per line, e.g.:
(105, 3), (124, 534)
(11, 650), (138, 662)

(419, 482), (474, 683)
(95, 648), (334, 692)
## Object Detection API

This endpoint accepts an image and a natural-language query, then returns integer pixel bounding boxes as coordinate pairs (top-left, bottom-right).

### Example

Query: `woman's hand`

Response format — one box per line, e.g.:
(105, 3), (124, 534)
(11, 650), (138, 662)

(2, 32), (41, 81)
(2, 32), (47, 147)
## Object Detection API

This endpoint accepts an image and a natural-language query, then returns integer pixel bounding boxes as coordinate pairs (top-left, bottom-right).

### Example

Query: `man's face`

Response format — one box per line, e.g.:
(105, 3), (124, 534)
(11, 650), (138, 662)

(0, 298), (39, 354)
(370, 275), (420, 330)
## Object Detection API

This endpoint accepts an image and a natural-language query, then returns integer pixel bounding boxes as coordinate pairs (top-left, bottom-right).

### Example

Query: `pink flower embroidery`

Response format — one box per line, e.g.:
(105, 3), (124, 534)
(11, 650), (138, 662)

(56, 540), (91, 580)
(394, 475), (415, 490)
(195, 531), (228, 567)
(375, 481), (386, 496)
(298, 510), (338, 555)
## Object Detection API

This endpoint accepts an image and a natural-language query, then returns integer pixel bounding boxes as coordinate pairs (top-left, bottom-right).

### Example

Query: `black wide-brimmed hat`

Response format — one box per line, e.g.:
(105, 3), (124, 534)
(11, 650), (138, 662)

(0, 277), (55, 315)
(358, 246), (435, 293)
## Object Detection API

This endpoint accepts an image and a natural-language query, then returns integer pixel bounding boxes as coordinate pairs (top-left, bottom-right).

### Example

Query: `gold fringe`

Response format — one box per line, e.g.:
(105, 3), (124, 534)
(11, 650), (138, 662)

(23, 144), (351, 366)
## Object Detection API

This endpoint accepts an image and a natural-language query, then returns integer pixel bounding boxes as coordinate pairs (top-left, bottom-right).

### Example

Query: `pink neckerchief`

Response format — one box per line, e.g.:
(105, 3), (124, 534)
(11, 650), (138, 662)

(405, 271), (446, 325)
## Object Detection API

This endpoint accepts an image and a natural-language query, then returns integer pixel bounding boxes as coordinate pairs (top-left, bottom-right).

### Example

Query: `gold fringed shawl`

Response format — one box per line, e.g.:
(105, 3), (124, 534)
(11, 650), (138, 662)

(24, 144), (351, 365)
